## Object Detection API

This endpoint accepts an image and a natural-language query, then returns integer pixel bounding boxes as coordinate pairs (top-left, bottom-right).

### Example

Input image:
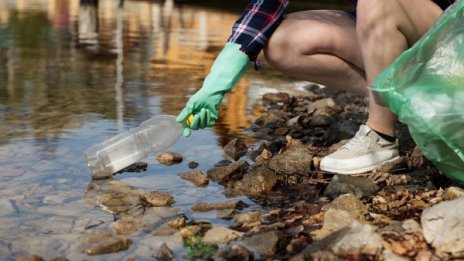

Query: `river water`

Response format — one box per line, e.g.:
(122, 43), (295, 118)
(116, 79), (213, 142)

(0, 0), (351, 259)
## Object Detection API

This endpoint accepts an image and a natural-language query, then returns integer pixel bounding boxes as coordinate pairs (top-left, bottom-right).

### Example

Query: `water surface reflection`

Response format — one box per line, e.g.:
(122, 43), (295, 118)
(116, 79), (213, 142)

(0, 0), (338, 259)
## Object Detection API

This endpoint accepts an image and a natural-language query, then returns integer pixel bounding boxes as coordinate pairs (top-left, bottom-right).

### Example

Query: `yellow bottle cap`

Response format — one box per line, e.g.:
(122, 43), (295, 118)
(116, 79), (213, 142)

(186, 114), (194, 127)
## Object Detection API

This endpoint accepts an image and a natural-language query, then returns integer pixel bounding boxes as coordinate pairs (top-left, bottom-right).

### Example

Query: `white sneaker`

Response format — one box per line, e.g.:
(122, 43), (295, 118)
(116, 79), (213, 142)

(320, 125), (399, 175)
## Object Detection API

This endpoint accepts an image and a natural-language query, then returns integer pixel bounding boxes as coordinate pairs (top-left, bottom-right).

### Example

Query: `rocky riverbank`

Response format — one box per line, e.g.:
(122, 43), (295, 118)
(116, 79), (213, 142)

(17, 86), (464, 261)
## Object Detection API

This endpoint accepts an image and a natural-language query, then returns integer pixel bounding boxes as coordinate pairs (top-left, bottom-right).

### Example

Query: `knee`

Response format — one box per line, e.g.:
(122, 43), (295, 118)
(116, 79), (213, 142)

(264, 14), (318, 72)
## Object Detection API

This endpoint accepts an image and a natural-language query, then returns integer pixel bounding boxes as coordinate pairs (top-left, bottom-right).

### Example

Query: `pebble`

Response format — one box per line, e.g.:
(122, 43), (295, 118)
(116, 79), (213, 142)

(139, 191), (175, 207)
(188, 161), (199, 169)
(156, 152), (183, 165)
(179, 171), (209, 187)
(113, 217), (145, 234)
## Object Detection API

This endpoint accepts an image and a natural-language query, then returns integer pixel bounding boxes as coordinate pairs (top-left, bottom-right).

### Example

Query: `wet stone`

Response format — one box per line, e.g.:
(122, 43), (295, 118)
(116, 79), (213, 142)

(207, 161), (249, 185)
(191, 200), (249, 212)
(224, 138), (248, 161)
(233, 166), (278, 196)
(79, 230), (132, 255)
(214, 244), (253, 261)
(139, 191), (176, 207)
(233, 211), (262, 223)
(188, 161), (199, 169)
(113, 217), (145, 234)
(156, 152), (183, 166)
(202, 227), (243, 244)
(244, 230), (286, 256)
(268, 143), (313, 175)
(154, 242), (174, 261)
(324, 175), (378, 199)
(179, 171), (209, 187)
(167, 216), (187, 229)
(16, 255), (45, 261)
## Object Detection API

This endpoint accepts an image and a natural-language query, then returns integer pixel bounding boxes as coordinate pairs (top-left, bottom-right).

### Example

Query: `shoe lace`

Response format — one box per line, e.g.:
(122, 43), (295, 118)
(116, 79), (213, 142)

(340, 134), (370, 151)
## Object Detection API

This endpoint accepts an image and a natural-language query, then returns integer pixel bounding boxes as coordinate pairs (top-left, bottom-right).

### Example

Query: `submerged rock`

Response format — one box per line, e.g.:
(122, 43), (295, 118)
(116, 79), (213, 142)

(224, 138), (248, 161)
(421, 197), (464, 258)
(139, 191), (175, 207)
(207, 161), (249, 185)
(113, 217), (145, 235)
(154, 242), (174, 261)
(233, 166), (278, 196)
(202, 226), (243, 244)
(191, 200), (249, 212)
(268, 143), (313, 175)
(179, 171), (209, 187)
(324, 175), (378, 199)
(188, 161), (199, 169)
(79, 231), (132, 255)
(16, 255), (44, 261)
(156, 152), (183, 165)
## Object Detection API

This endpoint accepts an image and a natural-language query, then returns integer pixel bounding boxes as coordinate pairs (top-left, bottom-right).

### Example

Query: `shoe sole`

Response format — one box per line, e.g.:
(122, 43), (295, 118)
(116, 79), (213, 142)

(321, 156), (401, 175)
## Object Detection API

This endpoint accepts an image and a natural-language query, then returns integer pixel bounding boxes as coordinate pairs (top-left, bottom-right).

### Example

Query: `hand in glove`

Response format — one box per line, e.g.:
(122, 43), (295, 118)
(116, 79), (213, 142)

(176, 43), (249, 136)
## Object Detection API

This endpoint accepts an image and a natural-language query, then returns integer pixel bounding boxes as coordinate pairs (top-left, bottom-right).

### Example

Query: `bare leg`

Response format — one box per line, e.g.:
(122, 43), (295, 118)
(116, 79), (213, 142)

(356, 0), (443, 136)
(264, 10), (367, 96)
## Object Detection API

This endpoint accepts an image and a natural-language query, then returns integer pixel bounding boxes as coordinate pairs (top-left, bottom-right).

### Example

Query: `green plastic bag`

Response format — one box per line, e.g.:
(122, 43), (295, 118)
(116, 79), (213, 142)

(371, 0), (464, 186)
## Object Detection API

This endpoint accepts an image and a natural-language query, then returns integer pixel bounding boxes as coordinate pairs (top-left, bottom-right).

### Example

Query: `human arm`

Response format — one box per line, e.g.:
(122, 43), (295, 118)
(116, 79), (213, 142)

(176, 0), (289, 136)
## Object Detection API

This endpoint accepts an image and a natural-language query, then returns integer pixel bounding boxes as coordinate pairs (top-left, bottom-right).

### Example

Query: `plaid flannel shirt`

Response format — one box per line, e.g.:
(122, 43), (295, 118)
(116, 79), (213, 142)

(227, 0), (455, 63)
(227, 0), (289, 62)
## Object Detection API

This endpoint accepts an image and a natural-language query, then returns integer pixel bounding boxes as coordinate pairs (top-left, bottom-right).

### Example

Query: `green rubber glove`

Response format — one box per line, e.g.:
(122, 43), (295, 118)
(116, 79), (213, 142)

(176, 42), (249, 136)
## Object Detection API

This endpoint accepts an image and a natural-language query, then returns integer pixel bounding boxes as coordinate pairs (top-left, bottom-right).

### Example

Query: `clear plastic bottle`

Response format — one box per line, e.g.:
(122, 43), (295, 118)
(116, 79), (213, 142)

(85, 115), (182, 179)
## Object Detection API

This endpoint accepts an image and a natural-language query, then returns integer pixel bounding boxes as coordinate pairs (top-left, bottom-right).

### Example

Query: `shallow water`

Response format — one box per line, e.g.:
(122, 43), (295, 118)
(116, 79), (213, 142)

(0, 0), (350, 259)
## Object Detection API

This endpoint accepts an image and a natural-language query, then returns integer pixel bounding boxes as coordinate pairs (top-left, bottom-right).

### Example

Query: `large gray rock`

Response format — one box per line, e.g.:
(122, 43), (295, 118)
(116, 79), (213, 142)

(292, 221), (384, 260)
(268, 143), (313, 176)
(324, 175), (378, 199)
(233, 166), (278, 196)
(421, 197), (464, 258)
